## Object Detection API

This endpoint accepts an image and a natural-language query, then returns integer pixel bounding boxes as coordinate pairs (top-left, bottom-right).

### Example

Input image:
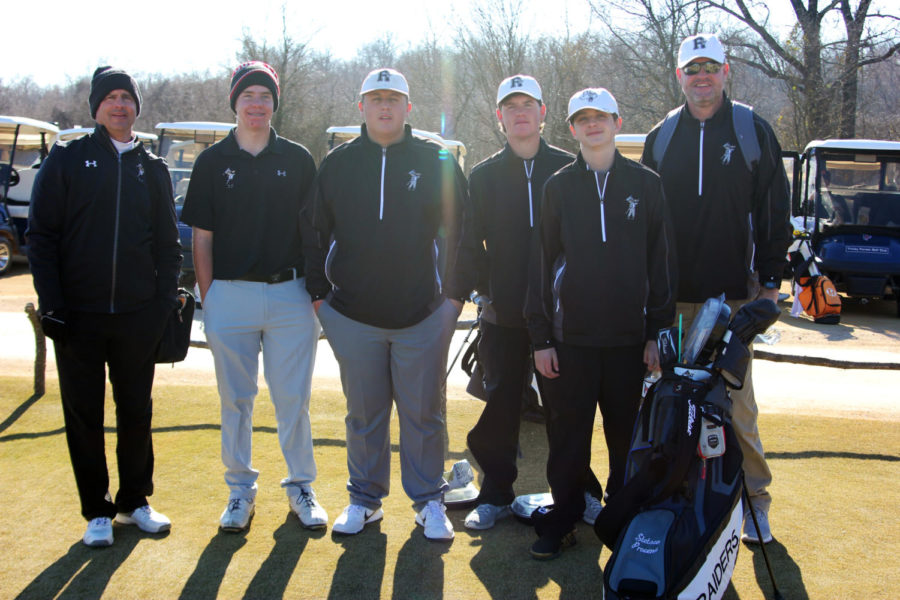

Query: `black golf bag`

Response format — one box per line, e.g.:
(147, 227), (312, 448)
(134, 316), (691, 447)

(595, 297), (780, 600)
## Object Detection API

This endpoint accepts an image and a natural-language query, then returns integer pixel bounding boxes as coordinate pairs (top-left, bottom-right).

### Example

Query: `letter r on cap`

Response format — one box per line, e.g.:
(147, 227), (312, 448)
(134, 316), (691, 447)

(511, 77), (522, 88)
(694, 37), (707, 49)
(378, 70), (390, 81)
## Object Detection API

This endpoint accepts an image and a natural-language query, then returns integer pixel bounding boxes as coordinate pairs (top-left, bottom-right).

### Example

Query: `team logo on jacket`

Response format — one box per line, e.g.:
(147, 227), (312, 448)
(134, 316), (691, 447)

(407, 170), (422, 191)
(223, 168), (236, 189)
(136, 162), (145, 183)
(721, 142), (736, 165)
(625, 196), (639, 220)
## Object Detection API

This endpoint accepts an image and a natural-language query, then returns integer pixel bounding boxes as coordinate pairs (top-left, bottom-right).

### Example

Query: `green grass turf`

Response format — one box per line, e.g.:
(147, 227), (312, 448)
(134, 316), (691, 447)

(1, 375), (897, 599)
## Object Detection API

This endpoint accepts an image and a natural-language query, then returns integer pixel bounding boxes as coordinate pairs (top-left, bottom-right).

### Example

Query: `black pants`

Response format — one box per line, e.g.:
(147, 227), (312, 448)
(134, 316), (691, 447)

(466, 321), (533, 505)
(54, 306), (164, 520)
(539, 342), (644, 535)
(467, 322), (605, 506)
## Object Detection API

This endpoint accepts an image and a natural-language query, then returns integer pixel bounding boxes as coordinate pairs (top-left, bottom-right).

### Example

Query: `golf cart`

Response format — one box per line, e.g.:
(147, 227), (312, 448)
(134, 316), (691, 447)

(0, 116), (59, 261)
(57, 127), (158, 152)
(155, 121), (235, 290)
(325, 126), (468, 168)
(788, 139), (900, 316)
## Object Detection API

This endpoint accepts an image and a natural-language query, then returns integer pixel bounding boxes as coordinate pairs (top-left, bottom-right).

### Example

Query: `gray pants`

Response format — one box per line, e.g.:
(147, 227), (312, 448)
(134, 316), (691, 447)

(318, 299), (456, 511)
(203, 278), (320, 498)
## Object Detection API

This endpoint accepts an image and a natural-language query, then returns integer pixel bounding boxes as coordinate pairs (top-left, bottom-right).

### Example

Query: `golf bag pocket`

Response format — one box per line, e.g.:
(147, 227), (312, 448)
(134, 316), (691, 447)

(606, 509), (674, 597)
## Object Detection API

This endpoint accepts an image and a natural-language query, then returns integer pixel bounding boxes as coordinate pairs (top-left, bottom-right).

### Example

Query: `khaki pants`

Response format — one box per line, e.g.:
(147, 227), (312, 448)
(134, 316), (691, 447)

(676, 299), (773, 513)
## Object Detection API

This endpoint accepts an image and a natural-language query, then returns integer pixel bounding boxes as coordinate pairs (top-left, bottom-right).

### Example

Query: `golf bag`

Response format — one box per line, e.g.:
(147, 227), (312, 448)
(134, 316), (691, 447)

(788, 236), (841, 324)
(595, 298), (780, 600)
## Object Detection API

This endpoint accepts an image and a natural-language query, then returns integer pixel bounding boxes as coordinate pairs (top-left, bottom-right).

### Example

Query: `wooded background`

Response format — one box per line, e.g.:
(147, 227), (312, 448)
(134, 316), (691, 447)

(1, 0), (897, 169)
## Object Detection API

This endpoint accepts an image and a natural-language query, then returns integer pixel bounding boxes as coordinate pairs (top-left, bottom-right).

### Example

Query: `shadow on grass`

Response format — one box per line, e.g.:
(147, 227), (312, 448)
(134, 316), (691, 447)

(178, 528), (249, 599)
(0, 394), (44, 435)
(15, 525), (143, 599)
(746, 539), (809, 600)
(242, 513), (323, 598)
(767, 450), (899, 462)
(327, 525), (387, 599)
(392, 532), (451, 599)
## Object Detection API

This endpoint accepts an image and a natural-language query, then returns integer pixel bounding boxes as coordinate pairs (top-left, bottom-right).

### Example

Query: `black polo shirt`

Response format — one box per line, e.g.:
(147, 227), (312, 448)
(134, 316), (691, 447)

(182, 128), (317, 280)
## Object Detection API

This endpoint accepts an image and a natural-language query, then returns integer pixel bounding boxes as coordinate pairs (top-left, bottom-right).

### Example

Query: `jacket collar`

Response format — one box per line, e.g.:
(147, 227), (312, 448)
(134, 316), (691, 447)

(359, 123), (413, 150)
(91, 124), (143, 157)
(221, 127), (281, 157)
(681, 93), (733, 126)
(500, 137), (549, 164)
(573, 148), (625, 176)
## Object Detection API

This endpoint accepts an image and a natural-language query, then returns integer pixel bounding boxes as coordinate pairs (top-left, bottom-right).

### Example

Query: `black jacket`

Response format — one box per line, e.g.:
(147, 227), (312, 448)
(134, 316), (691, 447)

(304, 124), (467, 329)
(641, 95), (792, 302)
(447, 139), (573, 327)
(526, 151), (677, 349)
(28, 125), (181, 314)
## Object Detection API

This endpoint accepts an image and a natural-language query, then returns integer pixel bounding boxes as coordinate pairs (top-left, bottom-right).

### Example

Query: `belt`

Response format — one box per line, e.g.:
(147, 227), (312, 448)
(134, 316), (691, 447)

(236, 268), (299, 284)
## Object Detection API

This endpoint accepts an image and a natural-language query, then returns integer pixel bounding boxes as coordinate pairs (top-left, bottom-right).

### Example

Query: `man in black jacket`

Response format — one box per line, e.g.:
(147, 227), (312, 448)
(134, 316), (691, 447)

(641, 34), (792, 544)
(28, 66), (181, 547)
(448, 75), (605, 531)
(527, 88), (676, 559)
(304, 68), (466, 540)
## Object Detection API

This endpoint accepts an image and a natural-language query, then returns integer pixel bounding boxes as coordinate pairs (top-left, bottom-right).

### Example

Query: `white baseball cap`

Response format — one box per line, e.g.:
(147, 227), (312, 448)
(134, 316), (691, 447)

(360, 68), (410, 98)
(566, 88), (619, 121)
(678, 34), (726, 69)
(496, 74), (542, 106)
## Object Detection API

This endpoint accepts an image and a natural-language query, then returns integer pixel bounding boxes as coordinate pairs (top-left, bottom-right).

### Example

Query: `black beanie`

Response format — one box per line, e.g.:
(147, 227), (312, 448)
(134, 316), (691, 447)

(89, 66), (142, 119)
(229, 61), (280, 112)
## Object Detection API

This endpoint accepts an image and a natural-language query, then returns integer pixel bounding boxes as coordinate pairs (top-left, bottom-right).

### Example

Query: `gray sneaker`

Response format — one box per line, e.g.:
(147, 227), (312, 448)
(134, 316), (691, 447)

(582, 492), (603, 525)
(220, 497), (255, 532)
(741, 506), (773, 544)
(464, 503), (511, 530)
(289, 487), (328, 530)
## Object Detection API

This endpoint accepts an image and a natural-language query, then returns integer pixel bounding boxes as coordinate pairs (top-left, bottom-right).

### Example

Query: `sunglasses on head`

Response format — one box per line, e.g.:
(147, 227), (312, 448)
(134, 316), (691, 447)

(683, 62), (723, 75)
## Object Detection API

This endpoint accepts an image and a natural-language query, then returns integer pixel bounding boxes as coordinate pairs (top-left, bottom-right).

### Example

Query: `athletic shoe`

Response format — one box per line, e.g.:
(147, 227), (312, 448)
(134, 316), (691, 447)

(83, 517), (113, 547)
(115, 505), (171, 533)
(741, 506), (773, 544)
(582, 492), (603, 526)
(464, 503), (511, 530)
(332, 504), (383, 535)
(220, 497), (255, 532)
(416, 500), (454, 540)
(530, 529), (576, 560)
(289, 486), (328, 530)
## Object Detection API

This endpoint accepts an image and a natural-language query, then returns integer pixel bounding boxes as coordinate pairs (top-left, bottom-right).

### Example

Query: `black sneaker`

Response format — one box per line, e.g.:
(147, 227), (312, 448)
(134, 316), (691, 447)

(530, 529), (576, 560)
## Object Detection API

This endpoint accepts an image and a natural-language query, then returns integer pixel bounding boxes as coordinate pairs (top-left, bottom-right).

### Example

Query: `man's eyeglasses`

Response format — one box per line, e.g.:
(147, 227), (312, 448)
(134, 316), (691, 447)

(683, 62), (723, 75)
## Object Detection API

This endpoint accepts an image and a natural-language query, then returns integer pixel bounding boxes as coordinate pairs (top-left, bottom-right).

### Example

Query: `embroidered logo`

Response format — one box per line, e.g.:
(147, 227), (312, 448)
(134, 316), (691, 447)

(580, 90), (597, 102)
(136, 162), (145, 183)
(625, 196), (639, 220)
(407, 170), (422, 191)
(693, 36), (708, 50)
(377, 70), (392, 82)
(722, 142), (736, 165)
(223, 168), (236, 189)
(510, 76), (523, 88)
(84, 160), (97, 168)
(276, 169), (286, 177)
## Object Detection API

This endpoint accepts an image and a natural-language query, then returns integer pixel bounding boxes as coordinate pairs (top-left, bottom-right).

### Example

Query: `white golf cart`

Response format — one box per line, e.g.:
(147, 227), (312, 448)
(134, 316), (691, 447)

(325, 126), (468, 169)
(0, 116), (59, 270)
(57, 127), (158, 151)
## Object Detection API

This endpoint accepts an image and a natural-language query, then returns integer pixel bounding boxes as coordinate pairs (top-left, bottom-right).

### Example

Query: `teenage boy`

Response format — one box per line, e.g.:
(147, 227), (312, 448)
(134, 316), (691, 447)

(526, 88), (676, 559)
(448, 75), (605, 530)
(182, 61), (326, 532)
(304, 68), (466, 540)
(28, 66), (181, 546)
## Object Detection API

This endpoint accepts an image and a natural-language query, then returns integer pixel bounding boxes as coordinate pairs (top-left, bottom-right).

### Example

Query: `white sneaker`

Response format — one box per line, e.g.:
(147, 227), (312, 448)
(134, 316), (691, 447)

(332, 504), (383, 535)
(742, 506), (773, 544)
(83, 517), (113, 547)
(220, 497), (255, 532)
(115, 505), (171, 533)
(582, 492), (603, 526)
(416, 500), (454, 540)
(290, 486), (328, 530)
(464, 503), (511, 530)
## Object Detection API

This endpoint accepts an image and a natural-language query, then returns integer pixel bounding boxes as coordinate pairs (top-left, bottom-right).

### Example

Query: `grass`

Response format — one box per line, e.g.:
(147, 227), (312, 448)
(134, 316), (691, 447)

(1, 374), (898, 599)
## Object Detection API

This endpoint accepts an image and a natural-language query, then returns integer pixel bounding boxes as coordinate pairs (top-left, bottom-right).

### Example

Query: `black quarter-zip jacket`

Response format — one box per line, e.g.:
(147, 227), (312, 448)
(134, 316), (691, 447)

(28, 125), (181, 314)
(526, 151), (677, 349)
(446, 139), (573, 328)
(641, 95), (792, 302)
(304, 124), (467, 329)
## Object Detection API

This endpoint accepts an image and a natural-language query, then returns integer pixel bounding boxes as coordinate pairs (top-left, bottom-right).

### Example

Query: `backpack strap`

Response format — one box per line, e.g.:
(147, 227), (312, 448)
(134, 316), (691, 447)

(651, 106), (683, 171)
(732, 101), (760, 172)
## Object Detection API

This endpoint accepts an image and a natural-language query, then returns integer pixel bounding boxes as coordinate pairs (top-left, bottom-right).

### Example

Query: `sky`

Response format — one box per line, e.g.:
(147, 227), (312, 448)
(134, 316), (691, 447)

(4, 0), (594, 87)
